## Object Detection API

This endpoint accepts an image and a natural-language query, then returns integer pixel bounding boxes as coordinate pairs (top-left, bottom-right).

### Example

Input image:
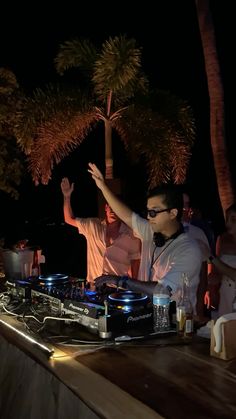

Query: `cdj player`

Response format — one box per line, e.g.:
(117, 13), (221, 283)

(63, 290), (153, 338)
(5, 274), (176, 339)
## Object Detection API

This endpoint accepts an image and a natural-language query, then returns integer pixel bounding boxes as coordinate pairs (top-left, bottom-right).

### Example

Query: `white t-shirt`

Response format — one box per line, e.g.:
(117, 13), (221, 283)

(183, 222), (210, 261)
(132, 213), (202, 311)
(75, 218), (140, 282)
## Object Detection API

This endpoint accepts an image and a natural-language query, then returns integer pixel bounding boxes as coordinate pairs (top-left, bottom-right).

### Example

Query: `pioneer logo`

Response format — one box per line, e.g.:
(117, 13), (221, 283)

(69, 303), (89, 315)
(127, 313), (152, 323)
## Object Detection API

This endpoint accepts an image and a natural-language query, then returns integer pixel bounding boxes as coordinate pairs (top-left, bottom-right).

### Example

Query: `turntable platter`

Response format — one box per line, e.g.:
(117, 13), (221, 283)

(108, 291), (149, 306)
(36, 274), (69, 285)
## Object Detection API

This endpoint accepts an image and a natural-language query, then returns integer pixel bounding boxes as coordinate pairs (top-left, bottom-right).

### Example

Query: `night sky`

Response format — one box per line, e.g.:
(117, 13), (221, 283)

(0, 1), (234, 267)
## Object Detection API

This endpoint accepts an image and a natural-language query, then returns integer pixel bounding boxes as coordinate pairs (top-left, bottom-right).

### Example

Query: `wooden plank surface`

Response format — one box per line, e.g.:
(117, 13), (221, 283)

(76, 342), (236, 419)
(1, 314), (236, 418)
(0, 315), (163, 419)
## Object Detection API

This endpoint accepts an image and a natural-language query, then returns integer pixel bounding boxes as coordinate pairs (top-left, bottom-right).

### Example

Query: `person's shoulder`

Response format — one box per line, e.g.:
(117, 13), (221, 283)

(177, 232), (202, 251)
(219, 231), (232, 242)
(185, 223), (202, 234)
(76, 217), (101, 226)
(185, 223), (208, 242)
(217, 232), (236, 254)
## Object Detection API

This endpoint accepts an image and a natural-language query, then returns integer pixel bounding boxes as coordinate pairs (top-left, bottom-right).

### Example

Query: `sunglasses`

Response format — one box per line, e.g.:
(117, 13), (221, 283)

(147, 208), (171, 218)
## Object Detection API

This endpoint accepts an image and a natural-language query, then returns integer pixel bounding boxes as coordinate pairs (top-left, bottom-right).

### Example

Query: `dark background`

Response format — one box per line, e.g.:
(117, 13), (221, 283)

(0, 0), (234, 276)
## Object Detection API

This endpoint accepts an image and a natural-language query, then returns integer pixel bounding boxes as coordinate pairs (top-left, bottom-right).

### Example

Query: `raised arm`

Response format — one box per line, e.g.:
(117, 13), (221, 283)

(210, 256), (236, 281)
(61, 177), (77, 228)
(88, 163), (133, 228)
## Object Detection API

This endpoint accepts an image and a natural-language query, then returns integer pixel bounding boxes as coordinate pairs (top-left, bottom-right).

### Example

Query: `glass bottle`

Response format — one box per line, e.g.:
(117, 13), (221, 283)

(153, 283), (170, 332)
(31, 249), (40, 278)
(176, 273), (193, 338)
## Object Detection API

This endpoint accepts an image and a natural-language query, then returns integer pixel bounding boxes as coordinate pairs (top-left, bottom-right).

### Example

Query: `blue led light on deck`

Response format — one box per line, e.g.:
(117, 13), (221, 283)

(85, 290), (97, 296)
(38, 274), (68, 282)
(108, 293), (148, 303)
(121, 306), (132, 312)
(15, 280), (30, 286)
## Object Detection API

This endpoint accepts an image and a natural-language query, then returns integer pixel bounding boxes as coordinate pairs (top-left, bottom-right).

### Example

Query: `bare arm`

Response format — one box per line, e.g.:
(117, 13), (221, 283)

(126, 277), (157, 295)
(95, 275), (158, 296)
(211, 256), (236, 281)
(61, 178), (77, 228)
(207, 236), (221, 275)
(88, 163), (133, 228)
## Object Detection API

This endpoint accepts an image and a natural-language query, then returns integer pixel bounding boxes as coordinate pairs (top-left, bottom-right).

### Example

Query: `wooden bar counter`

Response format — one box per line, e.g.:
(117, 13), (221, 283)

(0, 314), (236, 419)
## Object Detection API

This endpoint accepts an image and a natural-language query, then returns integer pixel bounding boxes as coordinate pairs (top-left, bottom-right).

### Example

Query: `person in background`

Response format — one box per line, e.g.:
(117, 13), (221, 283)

(182, 192), (215, 255)
(182, 192), (212, 319)
(88, 163), (202, 312)
(61, 177), (141, 284)
(208, 255), (236, 282)
(205, 204), (236, 316)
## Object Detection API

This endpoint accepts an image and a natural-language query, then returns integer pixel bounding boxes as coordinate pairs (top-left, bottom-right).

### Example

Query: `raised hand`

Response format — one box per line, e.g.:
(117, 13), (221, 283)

(88, 163), (105, 190)
(61, 177), (74, 197)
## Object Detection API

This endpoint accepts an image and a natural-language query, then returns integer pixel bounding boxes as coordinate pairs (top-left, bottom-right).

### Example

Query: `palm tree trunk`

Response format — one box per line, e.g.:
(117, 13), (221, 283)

(195, 0), (234, 215)
(104, 118), (113, 179)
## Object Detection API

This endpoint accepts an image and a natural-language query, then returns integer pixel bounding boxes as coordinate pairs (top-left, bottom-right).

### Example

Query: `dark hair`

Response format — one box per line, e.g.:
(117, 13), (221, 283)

(147, 184), (183, 221)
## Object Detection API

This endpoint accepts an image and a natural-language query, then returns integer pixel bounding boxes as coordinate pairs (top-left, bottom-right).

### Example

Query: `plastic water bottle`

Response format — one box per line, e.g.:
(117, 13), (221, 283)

(153, 284), (170, 332)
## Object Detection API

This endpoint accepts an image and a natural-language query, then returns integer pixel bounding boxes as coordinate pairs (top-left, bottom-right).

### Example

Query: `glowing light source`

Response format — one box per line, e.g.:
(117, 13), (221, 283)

(108, 294), (148, 303)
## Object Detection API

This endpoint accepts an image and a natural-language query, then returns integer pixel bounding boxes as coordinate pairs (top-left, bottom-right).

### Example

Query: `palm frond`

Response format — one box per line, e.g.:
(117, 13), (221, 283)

(136, 89), (195, 146)
(13, 36), (195, 188)
(113, 105), (172, 178)
(110, 73), (148, 108)
(93, 35), (147, 99)
(112, 97), (195, 188)
(169, 134), (192, 184)
(15, 84), (94, 154)
(27, 110), (99, 184)
(55, 39), (98, 76)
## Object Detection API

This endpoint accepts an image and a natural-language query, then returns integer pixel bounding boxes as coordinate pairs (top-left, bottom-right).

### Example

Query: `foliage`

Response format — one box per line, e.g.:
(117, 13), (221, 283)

(0, 68), (25, 198)
(15, 84), (99, 184)
(113, 90), (195, 187)
(15, 36), (195, 187)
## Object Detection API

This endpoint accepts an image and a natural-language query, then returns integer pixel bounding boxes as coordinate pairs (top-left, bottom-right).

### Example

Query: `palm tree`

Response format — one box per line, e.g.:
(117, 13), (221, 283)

(0, 68), (24, 198)
(195, 0), (234, 214)
(16, 36), (195, 187)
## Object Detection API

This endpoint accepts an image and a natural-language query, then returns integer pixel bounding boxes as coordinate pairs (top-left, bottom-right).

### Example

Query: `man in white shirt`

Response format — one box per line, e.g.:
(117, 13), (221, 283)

(61, 178), (140, 283)
(88, 163), (202, 311)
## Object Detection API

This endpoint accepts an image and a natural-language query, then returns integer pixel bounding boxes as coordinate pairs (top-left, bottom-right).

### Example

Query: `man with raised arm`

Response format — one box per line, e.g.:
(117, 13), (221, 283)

(61, 177), (140, 284)
(88, 163), (202, 311)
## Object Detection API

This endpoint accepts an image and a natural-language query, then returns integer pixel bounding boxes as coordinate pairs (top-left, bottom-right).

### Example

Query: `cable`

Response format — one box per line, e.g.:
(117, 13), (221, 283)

(2, 305), (43, 323)
(56, 339), (115, 346)
(42, 316), (79, 323)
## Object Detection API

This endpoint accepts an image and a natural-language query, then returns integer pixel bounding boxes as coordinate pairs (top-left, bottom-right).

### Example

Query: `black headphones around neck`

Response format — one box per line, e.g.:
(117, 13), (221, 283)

(153, 223), (184, 247)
